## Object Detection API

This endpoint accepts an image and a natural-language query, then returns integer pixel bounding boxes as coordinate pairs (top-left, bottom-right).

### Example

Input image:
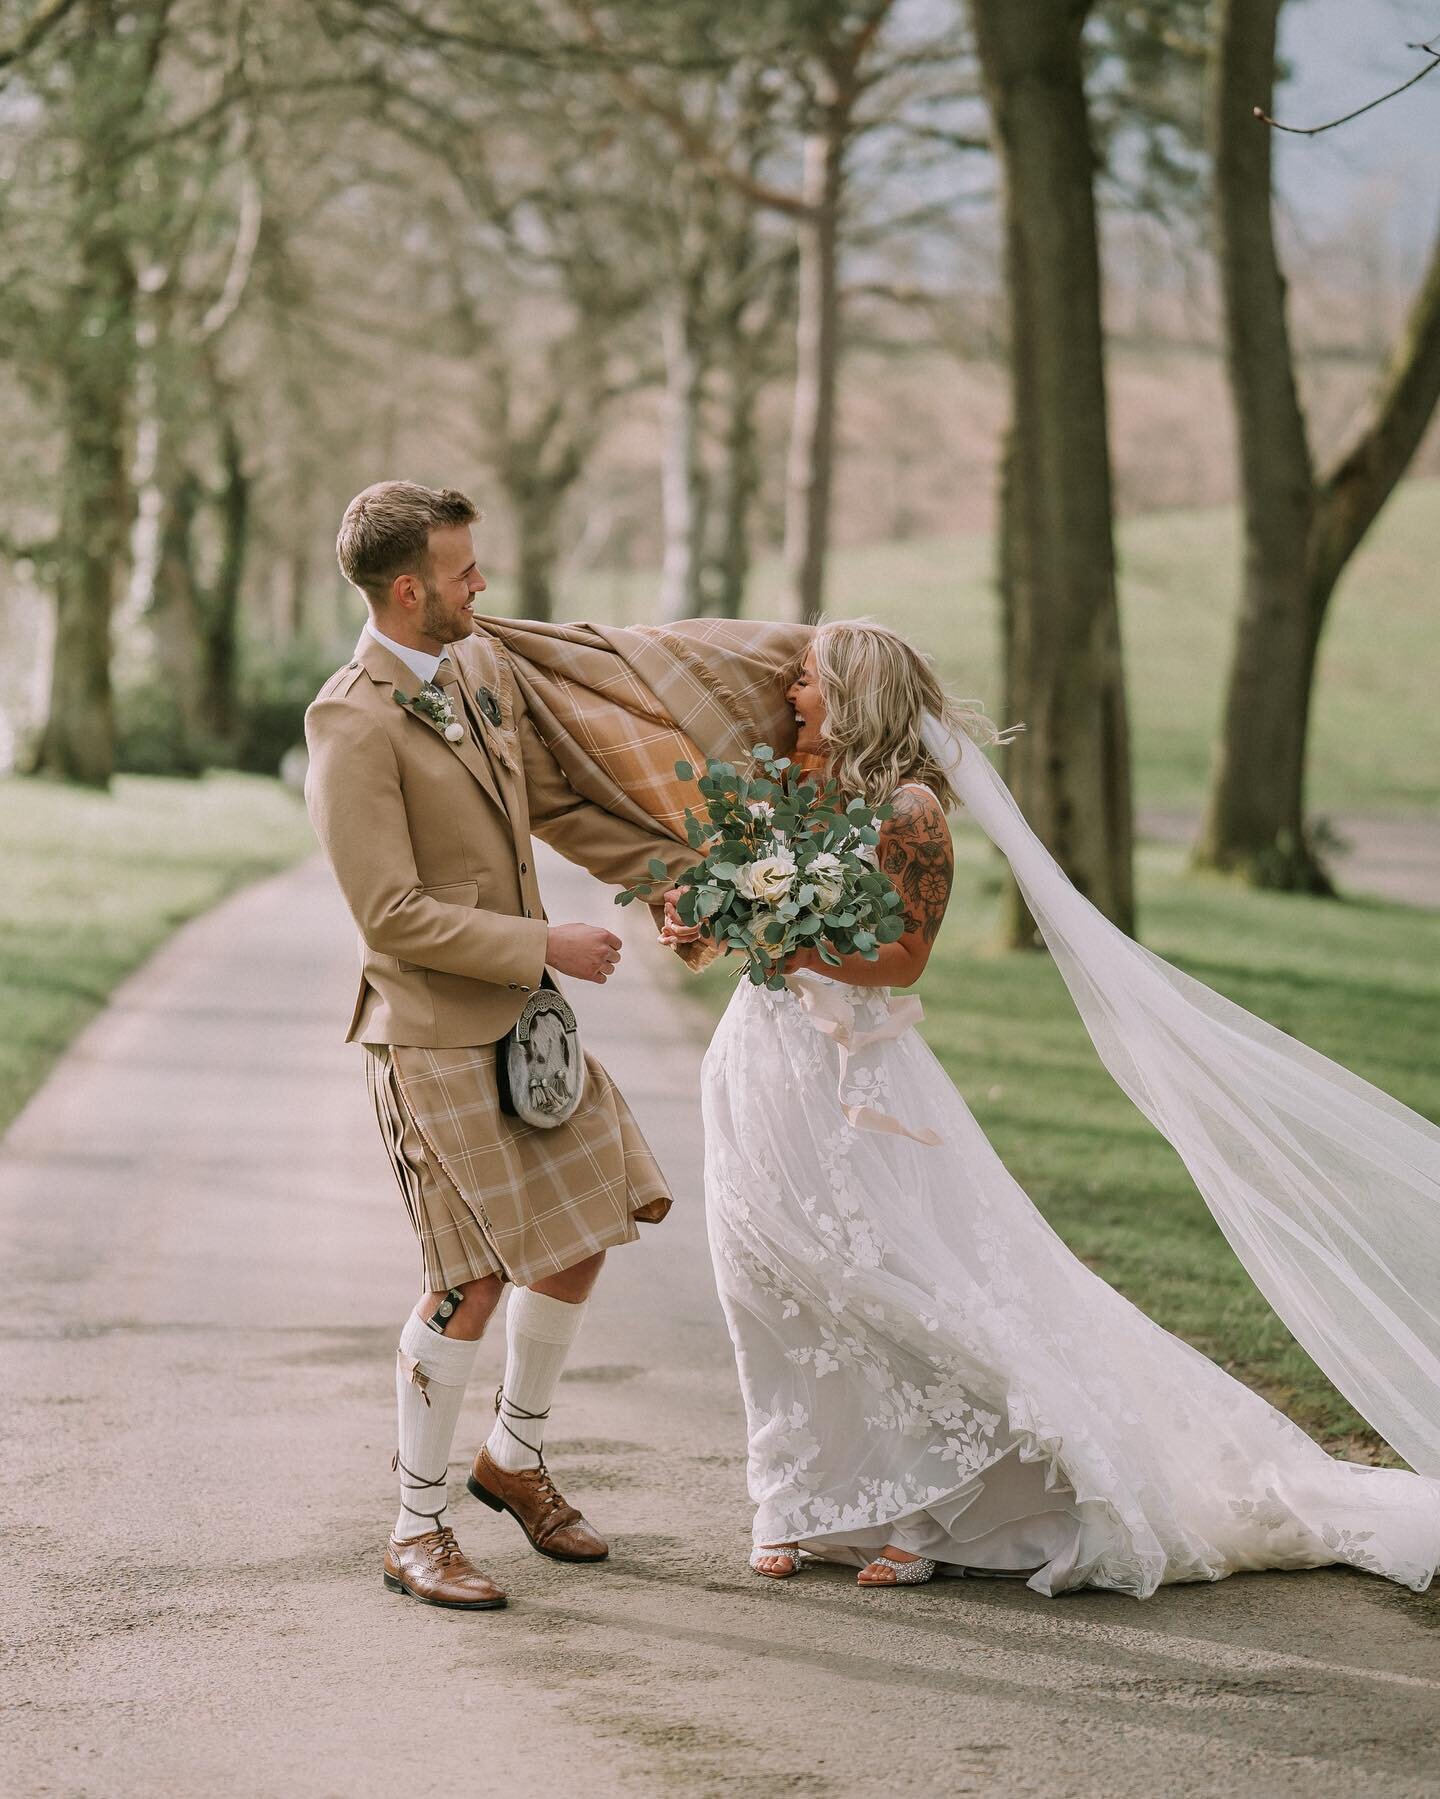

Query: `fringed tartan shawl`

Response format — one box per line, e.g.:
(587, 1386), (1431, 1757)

(478, 614), (814, 847)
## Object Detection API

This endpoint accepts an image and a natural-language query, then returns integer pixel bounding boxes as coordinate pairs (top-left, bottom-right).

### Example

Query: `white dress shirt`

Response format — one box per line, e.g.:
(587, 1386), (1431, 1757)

(365, 618), (450, 688)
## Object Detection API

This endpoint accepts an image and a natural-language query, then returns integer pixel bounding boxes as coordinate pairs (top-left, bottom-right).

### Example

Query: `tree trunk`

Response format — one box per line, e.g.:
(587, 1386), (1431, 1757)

(153, 465), (206, 766)
(700, 233), (766, 618)
(657, 289), (709, 624)
(971, 0), (1135, 944)
(782, 94), (845, 626)
(32, 94), (134, 784)
(701, 353), (761, 618)
(277, 538), (313, 644)
(33, 302), (132, 786)
(1193, 0), (1327, 890)
(510, 480), (564, 623)
(1197, 0), (1440, 889)
(198, 419), (249, 744)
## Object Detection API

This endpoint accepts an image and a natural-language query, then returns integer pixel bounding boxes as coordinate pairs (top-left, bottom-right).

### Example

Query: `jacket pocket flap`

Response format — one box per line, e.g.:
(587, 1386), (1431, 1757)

(421, 879), (481, 907)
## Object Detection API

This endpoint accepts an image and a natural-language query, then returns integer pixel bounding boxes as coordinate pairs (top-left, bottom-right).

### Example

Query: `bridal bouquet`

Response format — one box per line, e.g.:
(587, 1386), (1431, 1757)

(618, 745), (906, 990)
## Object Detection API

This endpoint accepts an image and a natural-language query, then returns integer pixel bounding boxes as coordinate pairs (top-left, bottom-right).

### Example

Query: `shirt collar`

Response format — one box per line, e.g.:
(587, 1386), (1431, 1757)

(364, 618), (450, 687)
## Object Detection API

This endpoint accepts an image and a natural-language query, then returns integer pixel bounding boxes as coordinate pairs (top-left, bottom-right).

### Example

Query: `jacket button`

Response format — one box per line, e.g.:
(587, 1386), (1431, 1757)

(519, 861), (528, 875)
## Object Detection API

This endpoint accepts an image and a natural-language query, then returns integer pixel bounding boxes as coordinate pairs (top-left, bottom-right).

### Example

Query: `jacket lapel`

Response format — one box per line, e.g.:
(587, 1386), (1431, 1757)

(454, 635), (531, 845)
(354, 631), (508, 816)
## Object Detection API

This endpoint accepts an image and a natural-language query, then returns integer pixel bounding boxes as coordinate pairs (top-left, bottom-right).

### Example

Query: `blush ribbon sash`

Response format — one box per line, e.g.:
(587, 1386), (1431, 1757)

(786, 970), (942, 1147)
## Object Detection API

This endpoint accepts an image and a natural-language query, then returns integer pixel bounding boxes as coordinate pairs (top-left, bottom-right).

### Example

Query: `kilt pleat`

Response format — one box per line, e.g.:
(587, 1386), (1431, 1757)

(363, 1040), (671, 1289)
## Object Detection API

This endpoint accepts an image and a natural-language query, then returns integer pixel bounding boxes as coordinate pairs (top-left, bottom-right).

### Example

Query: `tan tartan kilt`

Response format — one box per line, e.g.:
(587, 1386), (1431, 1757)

(363, 1040), (672, 1290)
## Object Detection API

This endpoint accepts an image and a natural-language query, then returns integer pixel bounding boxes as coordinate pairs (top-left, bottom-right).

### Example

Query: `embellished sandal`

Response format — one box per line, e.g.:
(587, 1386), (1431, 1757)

(749, 1543), (804, 1580)
(857, 1554), (937, 1587)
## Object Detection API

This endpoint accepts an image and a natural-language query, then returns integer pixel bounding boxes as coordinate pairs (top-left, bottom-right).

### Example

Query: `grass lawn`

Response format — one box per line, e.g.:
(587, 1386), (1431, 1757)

(673, 832), (1440, 1460)
(561, 475), (1440, 817)
(0, 772), (316, 1139)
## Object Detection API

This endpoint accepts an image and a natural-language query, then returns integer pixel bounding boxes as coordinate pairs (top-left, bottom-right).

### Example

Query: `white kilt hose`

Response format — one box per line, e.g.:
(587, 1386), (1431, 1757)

(365, 1040), (672, 1289)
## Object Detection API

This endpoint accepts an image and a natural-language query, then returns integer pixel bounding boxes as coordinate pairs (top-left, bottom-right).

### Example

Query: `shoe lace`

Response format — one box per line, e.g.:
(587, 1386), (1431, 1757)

(528, 1461), (567, 1519)
(494, 1386), (566, 1517)
(428, 1525), (466, 1568)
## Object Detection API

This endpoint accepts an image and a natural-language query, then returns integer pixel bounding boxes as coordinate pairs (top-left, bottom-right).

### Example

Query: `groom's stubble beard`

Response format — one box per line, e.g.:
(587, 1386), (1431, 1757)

(419, 572), (472, 646)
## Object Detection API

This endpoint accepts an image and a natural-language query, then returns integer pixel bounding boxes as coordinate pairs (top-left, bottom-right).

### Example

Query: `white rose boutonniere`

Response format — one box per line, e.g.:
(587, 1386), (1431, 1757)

(395, 685), (464, 743)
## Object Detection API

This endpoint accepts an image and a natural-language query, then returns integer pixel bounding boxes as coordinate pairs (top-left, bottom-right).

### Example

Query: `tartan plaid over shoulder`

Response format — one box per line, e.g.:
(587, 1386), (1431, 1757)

(476, 616), (815, 848)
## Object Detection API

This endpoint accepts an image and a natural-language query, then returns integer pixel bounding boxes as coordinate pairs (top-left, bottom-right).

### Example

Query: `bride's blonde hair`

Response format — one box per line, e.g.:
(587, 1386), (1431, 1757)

(806, 619), (1006, 812)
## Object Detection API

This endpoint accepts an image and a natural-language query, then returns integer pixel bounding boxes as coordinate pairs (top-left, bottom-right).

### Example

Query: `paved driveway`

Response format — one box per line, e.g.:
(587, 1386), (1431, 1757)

(4, 849), (1438, 1797)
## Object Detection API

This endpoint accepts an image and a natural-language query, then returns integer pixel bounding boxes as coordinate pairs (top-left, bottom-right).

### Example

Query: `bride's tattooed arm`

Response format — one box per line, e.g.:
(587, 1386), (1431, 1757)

(879, 787), (955, 944)
(788, 785), (953, 988)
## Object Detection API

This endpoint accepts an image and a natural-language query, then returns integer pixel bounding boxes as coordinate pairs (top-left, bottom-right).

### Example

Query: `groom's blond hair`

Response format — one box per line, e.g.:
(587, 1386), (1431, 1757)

(336, 481), (479, 604)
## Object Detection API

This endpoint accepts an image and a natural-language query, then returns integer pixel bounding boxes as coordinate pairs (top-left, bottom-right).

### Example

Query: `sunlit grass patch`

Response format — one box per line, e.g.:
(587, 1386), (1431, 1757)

(0, 772), (315, 1138)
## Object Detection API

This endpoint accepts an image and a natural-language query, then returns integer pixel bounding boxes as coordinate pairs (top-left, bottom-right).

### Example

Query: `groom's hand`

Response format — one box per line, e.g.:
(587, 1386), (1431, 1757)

(547, 923), (623, 983)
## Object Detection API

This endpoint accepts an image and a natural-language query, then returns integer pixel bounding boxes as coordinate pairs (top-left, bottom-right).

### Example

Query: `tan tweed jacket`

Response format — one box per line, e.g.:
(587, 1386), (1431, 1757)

(304, 628), (693, 1048)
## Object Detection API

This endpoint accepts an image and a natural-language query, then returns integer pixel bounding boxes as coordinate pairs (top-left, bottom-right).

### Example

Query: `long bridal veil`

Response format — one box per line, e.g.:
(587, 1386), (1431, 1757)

(921, 716), (1440, 1476)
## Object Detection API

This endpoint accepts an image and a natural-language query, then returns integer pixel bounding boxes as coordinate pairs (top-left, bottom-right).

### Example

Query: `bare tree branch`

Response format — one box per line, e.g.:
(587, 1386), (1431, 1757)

(568, 2), (815, 220)
(124, 74), (383, 161)
(1311, 215), (1440, 590)
(1257, 32), (1440, 134)
(0, 0), (82, 73)
(325, 0), (736, 73)
(198, 166), (263, 341)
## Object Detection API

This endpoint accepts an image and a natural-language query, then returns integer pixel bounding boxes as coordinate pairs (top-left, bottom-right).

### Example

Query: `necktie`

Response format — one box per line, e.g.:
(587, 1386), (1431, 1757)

(434, 659), (514, 770)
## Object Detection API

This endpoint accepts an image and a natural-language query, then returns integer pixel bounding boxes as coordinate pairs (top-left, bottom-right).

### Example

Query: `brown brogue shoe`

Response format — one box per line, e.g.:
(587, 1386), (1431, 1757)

(467, 1447), (609, 1562)
(383, 1525), (508, 1609)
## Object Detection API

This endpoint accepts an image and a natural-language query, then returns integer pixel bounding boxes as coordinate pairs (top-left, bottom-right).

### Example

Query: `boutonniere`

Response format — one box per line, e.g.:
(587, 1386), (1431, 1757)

(394, 685), (464, 743)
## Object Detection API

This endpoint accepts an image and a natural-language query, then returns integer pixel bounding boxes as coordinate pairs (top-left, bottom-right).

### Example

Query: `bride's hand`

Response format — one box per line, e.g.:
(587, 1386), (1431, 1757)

(659, 886), (703, 947)
(783, 945), (820, 976)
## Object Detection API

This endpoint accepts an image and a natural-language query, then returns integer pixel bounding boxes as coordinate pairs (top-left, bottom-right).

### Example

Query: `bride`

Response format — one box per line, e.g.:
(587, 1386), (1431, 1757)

(665, 620), (1440, 1596)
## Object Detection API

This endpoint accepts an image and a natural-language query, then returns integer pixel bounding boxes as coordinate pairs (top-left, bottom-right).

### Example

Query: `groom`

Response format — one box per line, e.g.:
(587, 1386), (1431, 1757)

(306, 480), (692, 1611)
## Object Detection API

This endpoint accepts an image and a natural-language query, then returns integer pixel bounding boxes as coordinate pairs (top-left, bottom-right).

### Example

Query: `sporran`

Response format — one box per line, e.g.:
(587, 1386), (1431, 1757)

(496, 976), (586, 1129)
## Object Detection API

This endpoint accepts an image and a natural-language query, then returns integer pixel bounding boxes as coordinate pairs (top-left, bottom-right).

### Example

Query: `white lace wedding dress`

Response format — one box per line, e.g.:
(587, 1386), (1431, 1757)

(702, 962), (1440, 1597)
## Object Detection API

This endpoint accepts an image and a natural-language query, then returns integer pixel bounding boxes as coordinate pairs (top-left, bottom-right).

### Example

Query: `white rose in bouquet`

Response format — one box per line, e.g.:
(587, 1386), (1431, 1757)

(806, 851), (846, 911)
(619, 746), (905, 991)
(736, 848), (796, 904)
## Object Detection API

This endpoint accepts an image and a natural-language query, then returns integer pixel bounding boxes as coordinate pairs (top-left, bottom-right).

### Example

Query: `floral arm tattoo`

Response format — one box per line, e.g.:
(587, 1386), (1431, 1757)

(879, 787), (955, 944)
